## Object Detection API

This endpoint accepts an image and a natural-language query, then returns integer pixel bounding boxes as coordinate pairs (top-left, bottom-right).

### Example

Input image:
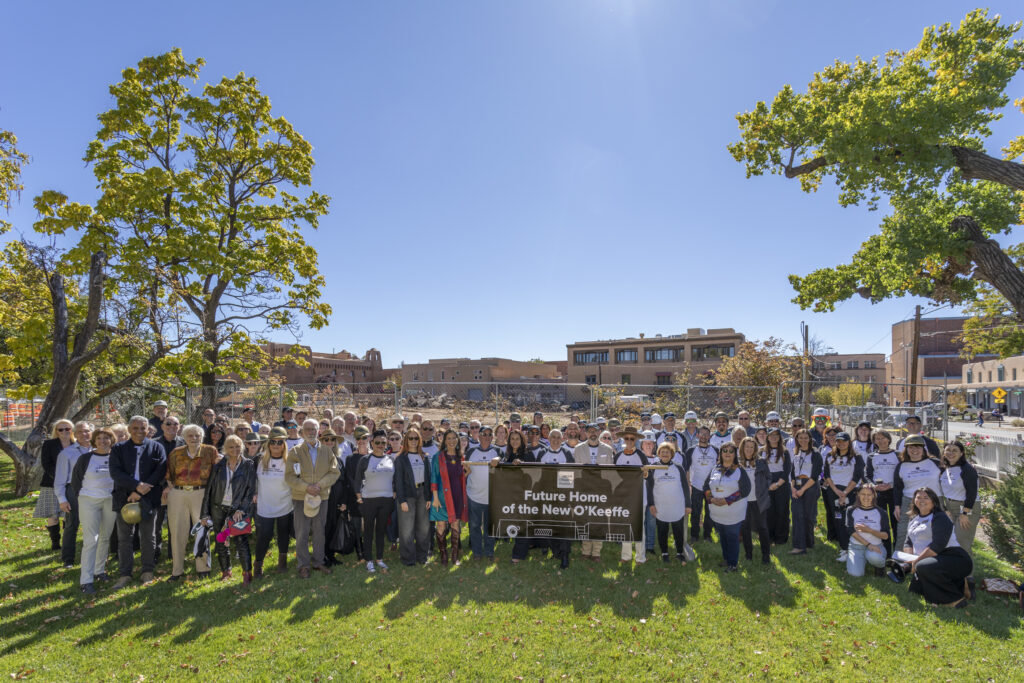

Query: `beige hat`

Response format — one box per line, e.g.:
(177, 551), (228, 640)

(303, 493), (322, 518)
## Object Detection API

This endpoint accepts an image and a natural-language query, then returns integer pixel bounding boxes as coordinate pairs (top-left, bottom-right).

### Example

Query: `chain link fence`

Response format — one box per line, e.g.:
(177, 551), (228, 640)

(593, 384), (779, 423)
(399, 382), (593, 426)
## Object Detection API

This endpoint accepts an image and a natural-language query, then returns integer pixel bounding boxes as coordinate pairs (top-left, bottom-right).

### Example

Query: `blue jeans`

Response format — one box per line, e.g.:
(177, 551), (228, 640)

(846, 543), (887, 577)
(644, 507), (656, 551)
(715, 521), (742, 568)
(468, 499), (495, 558)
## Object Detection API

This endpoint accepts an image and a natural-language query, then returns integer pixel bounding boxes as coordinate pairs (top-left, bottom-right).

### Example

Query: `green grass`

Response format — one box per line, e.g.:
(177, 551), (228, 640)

(1, 458), (1022, 681)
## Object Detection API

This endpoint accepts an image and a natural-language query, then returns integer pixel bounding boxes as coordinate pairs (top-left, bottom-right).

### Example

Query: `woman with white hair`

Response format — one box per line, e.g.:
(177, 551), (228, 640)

(163, 424), (218, 580)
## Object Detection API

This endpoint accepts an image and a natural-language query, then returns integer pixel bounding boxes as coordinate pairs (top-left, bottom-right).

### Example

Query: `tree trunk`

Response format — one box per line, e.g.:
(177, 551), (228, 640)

(949, 147), (1024, 193)
(954, 215), (1024, 320)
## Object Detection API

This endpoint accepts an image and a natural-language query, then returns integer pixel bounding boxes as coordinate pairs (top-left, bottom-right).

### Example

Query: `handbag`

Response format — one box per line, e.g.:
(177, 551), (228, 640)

(215, 516), (253, 544)
(330, 512), (359, 555)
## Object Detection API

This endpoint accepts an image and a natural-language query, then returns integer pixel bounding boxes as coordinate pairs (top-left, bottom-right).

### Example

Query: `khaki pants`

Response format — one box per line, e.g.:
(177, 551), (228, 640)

(167, 488), (210, 576)
(940, 496), (982, 558)
(581, 540), (603, 557)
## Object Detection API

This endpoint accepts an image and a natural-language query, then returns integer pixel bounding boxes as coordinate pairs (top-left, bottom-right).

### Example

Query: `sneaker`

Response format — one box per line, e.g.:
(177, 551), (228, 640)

(112, 576), (132, 590)
(836, 551), (848, 563)
(366, 561), (376, 573)
(95, 573), (109, 582)
(140, 572), (155, 585)
(377, 560), (389, 571)
(81, 583), (96, 595)
(63, 563), (74, 569)
(662, 553), (670, 564)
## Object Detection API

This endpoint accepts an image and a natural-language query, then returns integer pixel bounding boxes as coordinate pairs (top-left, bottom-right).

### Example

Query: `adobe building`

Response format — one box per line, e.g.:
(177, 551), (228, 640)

(565, 328), (745, 386)
(886, 317), (995, 406)
(401, 357), (563, 385)
(953, 355), (1024, 416)
(262, 343), (388, 385)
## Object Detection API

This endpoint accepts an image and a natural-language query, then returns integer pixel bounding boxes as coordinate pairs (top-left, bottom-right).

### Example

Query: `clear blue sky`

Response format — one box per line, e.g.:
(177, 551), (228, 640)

(1, 1), (1017, 367)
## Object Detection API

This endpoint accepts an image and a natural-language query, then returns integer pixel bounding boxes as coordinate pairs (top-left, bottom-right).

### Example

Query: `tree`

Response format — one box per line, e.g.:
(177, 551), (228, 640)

(0, 130), (28, 234)
(36, 50), (332, 407)
(730, 10), (1024, 339)
(712, 338), (807, 421)
(833, 382), (872, 407)
(984, 453), (1024, 569)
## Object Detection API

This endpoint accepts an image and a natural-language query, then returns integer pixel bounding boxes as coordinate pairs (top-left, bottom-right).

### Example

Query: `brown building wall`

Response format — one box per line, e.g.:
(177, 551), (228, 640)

(887, 317), (992, 406)
(401, 357), (562, 385)
(811, 353), (886, 400)
(263, 343), (386, 385)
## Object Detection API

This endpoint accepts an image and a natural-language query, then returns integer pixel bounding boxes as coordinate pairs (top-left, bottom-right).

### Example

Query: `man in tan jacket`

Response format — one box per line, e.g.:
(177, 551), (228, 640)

(285, 419), (340, 577)
(573, 423), (616, 562)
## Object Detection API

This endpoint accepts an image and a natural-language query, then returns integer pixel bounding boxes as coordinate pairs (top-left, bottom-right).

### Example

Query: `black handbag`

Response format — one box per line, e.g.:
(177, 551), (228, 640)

(330, 512), (359, 555)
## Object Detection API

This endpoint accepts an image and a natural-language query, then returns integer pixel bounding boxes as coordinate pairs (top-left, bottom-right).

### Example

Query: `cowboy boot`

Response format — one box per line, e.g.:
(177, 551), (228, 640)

(242, 571), (252, 587)
(253, 561), (263, 580)
(452, 532), (462, 566)
(277, 553), (288, 574)
(435, 528), (449, 566)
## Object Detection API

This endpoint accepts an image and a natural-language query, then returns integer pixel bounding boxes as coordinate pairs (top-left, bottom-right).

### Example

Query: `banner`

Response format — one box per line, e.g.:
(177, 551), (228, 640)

(488, 465), (644, 542)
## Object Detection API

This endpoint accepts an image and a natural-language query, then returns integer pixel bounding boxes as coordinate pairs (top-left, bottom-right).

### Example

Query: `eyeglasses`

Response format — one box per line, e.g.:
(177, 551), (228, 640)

(623, 436), (636, 441)
(164, 422), (179, 426)
(739, 417), (750, 421)
(422, 427), (435, 432)
(388, 436), (402, 441)
(409, 437), (420, 442)
(320, 422), (330, 428)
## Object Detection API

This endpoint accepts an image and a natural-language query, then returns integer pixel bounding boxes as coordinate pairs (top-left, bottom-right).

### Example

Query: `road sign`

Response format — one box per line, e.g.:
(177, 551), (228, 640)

(992, 387), (1007, 400)
(994, 398), (1006, 404)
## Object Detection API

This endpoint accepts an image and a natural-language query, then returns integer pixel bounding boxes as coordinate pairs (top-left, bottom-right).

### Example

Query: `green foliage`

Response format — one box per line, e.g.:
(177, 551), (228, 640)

(0, 130), (28, 234)
(833, 382), (873, 406)
(985, 453), (1024, 568)
(730, 10), (1024, 318)
(813, 386), (836, 405)
(34, 49), (332, 386)
(959, 243), (1024, 358)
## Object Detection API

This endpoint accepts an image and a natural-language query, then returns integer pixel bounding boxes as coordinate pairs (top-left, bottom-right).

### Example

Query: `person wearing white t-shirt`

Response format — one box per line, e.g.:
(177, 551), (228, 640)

(703, 442), (751, 572)
(892, 434), (942, 551)
(709, 412), (732, 451)
(615, 427), (649, 565)
(686, 427), (718, 543)
(254, 427), (295, 577)
(464, 426), (502, 561)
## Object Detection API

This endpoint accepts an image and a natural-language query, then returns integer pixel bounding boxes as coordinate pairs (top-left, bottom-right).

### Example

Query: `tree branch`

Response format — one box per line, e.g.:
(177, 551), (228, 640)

(955, 215), (1024, 321)
(783, 156), (829, 178)
(949, 146), (1024, 192)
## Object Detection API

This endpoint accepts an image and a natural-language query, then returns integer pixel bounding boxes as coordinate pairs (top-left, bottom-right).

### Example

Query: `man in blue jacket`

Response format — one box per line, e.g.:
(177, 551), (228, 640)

(110, 415), (167, 589)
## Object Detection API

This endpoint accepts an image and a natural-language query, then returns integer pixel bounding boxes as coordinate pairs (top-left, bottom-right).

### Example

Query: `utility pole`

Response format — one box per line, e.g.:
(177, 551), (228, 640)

(801, 321), (809, 420)
(909, 305), (921, 409)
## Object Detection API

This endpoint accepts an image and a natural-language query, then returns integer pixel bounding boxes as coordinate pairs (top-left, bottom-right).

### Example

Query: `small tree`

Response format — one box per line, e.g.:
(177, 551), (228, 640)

(813, 386), (836, 405)
(984, 454), (1024, 569)
(833, 382), (872, 407)
(712, 338), (806, 421)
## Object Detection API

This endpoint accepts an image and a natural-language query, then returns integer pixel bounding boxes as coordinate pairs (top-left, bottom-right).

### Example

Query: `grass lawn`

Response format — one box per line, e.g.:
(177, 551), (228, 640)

(1, 459), (1021, 681)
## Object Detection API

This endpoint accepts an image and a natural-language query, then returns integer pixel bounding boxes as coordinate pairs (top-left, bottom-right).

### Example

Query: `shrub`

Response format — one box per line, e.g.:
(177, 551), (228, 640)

(984, 453), (1024, 569)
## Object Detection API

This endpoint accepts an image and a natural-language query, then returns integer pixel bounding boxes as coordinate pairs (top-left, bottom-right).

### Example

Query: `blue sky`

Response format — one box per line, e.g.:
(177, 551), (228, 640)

(1, 1), (1018, 367)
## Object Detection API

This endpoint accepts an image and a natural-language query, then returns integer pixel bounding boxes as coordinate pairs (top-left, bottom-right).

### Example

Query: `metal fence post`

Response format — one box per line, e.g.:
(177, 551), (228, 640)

(494, 382), (500, 427)
(278, 386), (284, 415)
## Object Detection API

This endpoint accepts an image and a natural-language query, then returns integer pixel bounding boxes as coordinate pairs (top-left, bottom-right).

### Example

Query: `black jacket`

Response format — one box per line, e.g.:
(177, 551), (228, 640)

(39, 437), (65, 488)
(110, 438), (167, 511)
(343, 450), (364, 516)
(201, 456), (256, 519)
(394, 452), (430, 505)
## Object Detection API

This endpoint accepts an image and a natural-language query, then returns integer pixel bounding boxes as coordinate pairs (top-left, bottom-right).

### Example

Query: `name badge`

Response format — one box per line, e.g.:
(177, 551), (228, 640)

(293, 463), (301, 475)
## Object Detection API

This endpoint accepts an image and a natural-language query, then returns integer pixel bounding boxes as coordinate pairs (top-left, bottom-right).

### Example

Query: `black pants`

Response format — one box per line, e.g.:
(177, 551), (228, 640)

(154, 504), (168, 560)
(656, 518), (686, 556)
(116, 513), (156, 577)
(689, 486), (714, 540)
(876, 488), (897, 551)
(822, 486), (839, 542)
(211, 504), (251, 573)
(822, 488), (855, 550)
(61, 502), (80, 566)
(741, 501), (771, 561)
(361, 497), (394, 561)
(254, 513), (292, 565)
(767, 479), (790, 544)
(909, 547), (973, 604)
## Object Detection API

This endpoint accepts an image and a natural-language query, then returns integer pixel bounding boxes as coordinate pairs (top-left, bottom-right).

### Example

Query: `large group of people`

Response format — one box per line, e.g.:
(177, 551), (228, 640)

(32, 402), (979, 607)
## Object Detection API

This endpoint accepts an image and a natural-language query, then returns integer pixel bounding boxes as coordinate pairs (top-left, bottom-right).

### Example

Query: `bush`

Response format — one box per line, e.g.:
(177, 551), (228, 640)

(984, 453), (1024, 569)
(1011, 418), (1024, 428)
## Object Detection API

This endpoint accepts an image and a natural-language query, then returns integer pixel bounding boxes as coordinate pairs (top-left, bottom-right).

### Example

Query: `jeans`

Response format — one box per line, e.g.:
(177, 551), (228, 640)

(644, 507), (656, 551)
(467, 498), (495, 559)
(399, 490), (431, 564)
(846, 542), (886, 577)
(940, 496), (982, 561)
(78, 495), (116, 585)
(361, 497), (394, 561)
(894, 496), (914, 552)
(715, 521), (742, 568)
(254, 513), (292, 565)
(116, 511), (156, 577)
(791, 484), (820, 551)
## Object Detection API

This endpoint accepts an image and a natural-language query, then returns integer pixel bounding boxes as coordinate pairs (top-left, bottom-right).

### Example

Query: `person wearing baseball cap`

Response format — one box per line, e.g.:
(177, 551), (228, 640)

(822, 432), (865, 563)
(242, 405), (262, 434)
(809, 407), (830, 448)
(273, 406), (295, 429)
(710, 412), (732, 450)
(573, 422), (615, 562)
(615, 426), (649, 565)
(680, 411), (700, 451)
(508, 413), (523, 431)
(149, 401), (169, 434)
(892, 434), (942, 551)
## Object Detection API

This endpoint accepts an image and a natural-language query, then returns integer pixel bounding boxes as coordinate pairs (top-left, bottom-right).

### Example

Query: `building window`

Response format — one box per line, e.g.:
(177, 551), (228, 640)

(574, 351), (608, 365)
(621, 374), (631, 384)
(998, 365), (1005, 382)
(827, 362), (841, 370)
(847, 361), (859, 370)
(988, 371), (992, 382)
(1014, 369), (1018, 381)
(474, 370), (483, 380)
(966, 369), (972, 383)
(441, 371), (445, 380)
(616, 349), (637, 364)
(655, 374), (672, 386)
(584, 375), (597, 385)
(691, 345), (735, 361)
(645, 348), (678, 363)
(864, 360), (877, 369)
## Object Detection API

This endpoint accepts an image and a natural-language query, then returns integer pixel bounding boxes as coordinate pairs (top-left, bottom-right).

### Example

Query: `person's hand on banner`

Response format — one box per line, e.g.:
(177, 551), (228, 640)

(489, 458), (500, 468)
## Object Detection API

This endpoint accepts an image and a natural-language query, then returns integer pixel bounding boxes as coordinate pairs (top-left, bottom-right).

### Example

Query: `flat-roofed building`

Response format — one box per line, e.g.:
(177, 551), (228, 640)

(811, 353), (887, 401)
(262, 343), (386, 385)
(566, 328), (745, 386)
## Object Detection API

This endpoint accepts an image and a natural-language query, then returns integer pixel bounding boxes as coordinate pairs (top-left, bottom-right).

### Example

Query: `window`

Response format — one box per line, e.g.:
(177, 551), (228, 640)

(691, 345), (735, 361)
(441, 371), (445, 380)
(427, 371), (434, 381)
(656, 375), (672, 386)
(826, 362), (841, 370)
(474, 370), (483, 380)
(574, 351), (608, 365)
(616, 349), (637, 364)
(988, 371), (992, 382)
(998, 365), (1005, 382)
(584, 375), (597, 385)
(1014, 369), (1018, 381)
(864, 360), (877, 369)
(846, 361), (859, 370)
(620, 374), (631, 384)
(644, 348), (677, 362)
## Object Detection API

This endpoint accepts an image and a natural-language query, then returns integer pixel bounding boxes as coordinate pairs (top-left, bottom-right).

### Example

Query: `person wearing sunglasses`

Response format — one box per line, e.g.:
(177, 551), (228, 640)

(679, 412), (700, 451)
(204, 423), (227, 452)
(394, 428), (432, 566)
(354, 429), (397, 573)
(49, 420), (82, 565)
(615, 426), (649, 566)
(253, 427), (294, 577)
(464, 425), (502, 562)
(703, 442), (751, 572)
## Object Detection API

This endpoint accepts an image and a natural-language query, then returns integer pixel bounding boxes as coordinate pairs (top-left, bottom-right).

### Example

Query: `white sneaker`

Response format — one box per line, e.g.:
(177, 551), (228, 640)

(836, 551), (848, 562)
(377, 560), (389, 571)
(366, 561), (376, 573)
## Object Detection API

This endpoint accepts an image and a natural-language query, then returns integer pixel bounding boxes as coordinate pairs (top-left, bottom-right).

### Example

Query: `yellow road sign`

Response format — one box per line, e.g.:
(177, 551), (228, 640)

(994, 398), (1006, 404)
(992, 387), (1007, 399)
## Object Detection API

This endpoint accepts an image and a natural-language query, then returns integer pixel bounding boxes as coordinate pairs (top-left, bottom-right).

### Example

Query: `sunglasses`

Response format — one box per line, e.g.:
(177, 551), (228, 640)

(422, 427), (435, 432)
(322, 438), (337, 443)
(388, 436), (402, 441)
(372, 440), (387, 446)
(164, 422), (179, 427)
(409, 437), (420, 441)
(623, 436), (636, 441)
(356, 436), (369, 441)
(57, 427), (71, 432)
(269, 439), (284, 445)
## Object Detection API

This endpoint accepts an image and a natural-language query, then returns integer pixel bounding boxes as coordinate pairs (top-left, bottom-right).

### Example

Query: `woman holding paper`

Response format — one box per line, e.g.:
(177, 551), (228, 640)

(902, 487), (973, 607)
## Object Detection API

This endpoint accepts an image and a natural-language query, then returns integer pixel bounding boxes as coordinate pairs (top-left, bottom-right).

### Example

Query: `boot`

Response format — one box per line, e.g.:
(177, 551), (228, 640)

(253, 561), (263, 580)
(452, 533), (462, 567)
(276, 553), (288, 574)
(242, 571), (252, 587)
(221, 570), (233, 581)
(435, 528), (449, 566)
(47, 524), (61, 551)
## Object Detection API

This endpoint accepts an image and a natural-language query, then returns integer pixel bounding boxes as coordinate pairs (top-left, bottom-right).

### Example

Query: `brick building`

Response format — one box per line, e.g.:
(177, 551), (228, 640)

(565, 328), (746, 386)
(262, 343), (388, 385)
